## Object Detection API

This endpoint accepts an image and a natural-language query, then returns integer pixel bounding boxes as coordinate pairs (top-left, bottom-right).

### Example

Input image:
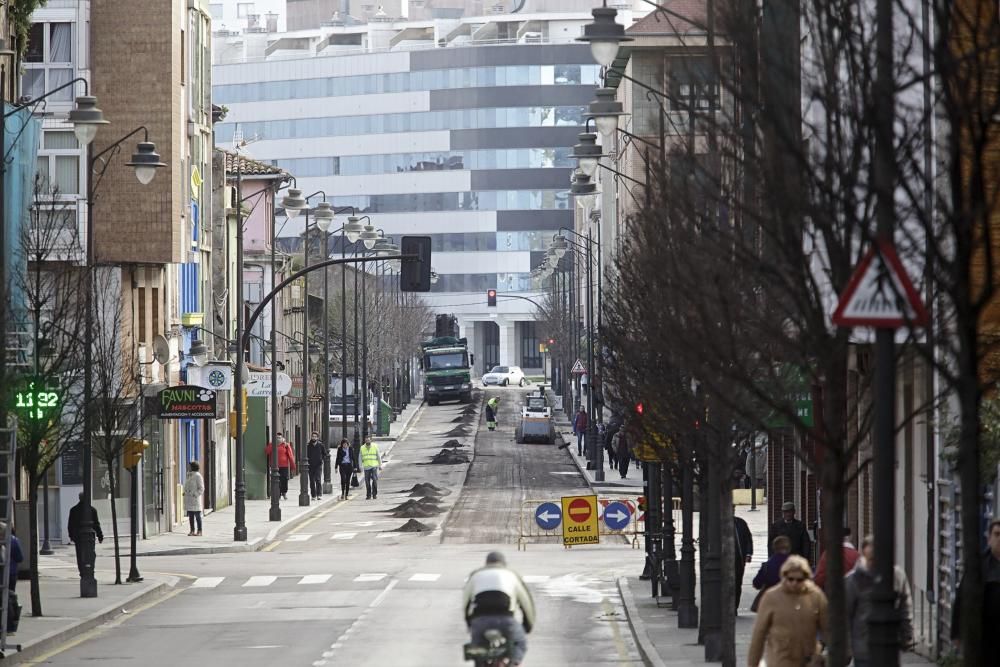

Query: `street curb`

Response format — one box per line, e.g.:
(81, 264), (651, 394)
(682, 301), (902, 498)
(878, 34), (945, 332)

(7, 579), (175, 664)
(563, 433), (599, 495)
(617, 576), (668, 667)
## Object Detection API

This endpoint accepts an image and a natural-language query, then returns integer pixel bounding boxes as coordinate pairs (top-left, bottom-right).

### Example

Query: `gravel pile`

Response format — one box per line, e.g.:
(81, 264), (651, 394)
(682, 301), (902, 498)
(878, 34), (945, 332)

(393, 519), (433, 532)
(430, 449), (470, 464)
(393, 504), (443, 518)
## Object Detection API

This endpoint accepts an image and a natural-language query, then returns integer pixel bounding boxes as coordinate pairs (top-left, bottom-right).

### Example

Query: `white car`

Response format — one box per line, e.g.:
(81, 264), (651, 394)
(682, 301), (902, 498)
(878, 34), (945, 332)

(482, 365), (526, 387)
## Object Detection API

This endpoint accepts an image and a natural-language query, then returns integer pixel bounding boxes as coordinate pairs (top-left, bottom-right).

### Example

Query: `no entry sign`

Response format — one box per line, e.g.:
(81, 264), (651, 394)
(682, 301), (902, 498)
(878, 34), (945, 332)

(561, 494), (599, 546)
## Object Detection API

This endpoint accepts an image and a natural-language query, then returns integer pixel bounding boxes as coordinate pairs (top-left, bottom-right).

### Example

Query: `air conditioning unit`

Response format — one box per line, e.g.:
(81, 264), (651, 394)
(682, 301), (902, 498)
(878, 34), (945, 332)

(225, 186), (237, 211)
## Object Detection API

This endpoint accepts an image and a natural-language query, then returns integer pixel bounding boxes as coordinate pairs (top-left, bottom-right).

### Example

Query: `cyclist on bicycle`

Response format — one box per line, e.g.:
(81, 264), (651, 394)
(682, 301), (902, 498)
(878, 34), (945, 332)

(463, 551), (536, 665)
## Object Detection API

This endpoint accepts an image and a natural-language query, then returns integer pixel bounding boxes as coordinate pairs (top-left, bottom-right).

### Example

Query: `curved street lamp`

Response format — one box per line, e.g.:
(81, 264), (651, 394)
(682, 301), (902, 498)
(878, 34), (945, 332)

(125, 142), (167, 185)
(344, 215), (365, 243)
(576, 1), (632, 68)
(360, 223), (380, 250)
(587, 88), (627, 138)
(66, 95), (110, 145)
(572, 131), (605, 178)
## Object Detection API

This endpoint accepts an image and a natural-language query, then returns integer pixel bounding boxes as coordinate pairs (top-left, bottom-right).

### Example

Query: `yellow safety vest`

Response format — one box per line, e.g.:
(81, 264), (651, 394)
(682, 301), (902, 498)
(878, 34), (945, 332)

(361, 443), (380, 469)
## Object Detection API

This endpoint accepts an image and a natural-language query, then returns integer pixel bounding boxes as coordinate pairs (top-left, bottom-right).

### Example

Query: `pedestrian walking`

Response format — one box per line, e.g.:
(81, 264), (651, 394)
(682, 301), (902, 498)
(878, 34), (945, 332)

(265, 432), (296, 500)
(751, 536), (792, 612)
(768, 501), (812, 560)
(813, 526), (860, 590)
(572, 407), (588, 456)
(734, 512), (754, 612)
(845, 535), (914, 667)
(747, 555), (828, 667)
(485, 396), (498, 431)
(307, 431), (326, 500)
(951, 517), (1000, 658)
(360, 436), (382, 500)
(604, 414), (621, 469)
(183, 461), (205, 536)
(614, 423), (631, 479)
(67, 493), (104, 578)
(335, 439), (354, 500)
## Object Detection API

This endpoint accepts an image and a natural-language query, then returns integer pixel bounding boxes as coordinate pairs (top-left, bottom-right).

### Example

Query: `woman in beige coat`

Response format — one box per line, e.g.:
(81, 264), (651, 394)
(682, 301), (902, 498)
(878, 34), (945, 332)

(747, 555), (828, 667)
(183, 461), (205, 536)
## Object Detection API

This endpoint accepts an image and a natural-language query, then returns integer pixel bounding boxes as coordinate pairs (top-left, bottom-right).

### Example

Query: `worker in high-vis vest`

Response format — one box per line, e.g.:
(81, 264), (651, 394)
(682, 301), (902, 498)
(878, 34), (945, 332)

(360, 437), (382, 500)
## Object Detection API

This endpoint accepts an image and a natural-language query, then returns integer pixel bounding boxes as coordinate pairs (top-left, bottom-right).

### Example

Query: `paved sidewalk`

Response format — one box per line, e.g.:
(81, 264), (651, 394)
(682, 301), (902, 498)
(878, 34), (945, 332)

(90, 398), (423, 557)
(3, 564), (175, 663)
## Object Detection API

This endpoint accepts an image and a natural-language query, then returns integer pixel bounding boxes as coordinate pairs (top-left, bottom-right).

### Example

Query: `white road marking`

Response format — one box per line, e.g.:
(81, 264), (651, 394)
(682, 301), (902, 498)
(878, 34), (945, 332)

(244, 576), (277, 587)
(354, 572), (387, 582)
(369, 579), (399, 608)
(408, 573), (440, 582)
(375, 533), (396, 539)
(523, 575), (551, 584)
(191, 577), (224, 588)
(299, 574), (332, 585)
(330, 532), (357, 540)
(286, 534), (314, 542)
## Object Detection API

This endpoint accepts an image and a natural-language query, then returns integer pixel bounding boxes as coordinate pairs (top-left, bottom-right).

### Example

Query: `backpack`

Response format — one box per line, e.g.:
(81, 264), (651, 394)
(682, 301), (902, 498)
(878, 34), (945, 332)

(611, 432), (622, 451)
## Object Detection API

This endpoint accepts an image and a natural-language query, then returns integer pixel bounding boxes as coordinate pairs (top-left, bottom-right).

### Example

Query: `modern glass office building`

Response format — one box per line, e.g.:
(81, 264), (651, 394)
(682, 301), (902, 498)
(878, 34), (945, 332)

(213, 11), (608, 373)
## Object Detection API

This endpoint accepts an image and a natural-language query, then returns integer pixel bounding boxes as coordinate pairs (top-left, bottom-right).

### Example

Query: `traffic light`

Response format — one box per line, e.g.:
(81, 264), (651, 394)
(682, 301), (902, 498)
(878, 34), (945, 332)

(400, 236), (432, 292)
(487, 289), (497, 307)
(637, 496), (647, 513)
(123, 438), (149, 469)
(635, 402), (644, 415)
(230, 389), (248, 437)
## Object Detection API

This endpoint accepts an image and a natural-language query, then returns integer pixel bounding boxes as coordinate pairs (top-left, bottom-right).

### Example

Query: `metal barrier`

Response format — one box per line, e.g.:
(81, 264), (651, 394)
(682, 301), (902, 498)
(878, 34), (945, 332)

(518, 497), (655, 550)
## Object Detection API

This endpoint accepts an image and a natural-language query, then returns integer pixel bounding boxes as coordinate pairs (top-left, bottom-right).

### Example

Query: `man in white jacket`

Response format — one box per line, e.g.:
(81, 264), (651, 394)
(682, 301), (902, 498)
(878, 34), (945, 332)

(463, 552), (536, 666)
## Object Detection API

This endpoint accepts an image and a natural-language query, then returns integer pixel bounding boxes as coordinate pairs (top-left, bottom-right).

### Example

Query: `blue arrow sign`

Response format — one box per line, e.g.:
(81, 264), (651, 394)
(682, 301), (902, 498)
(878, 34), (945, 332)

(535, 502), (562, 530)
(603, 501), (631, 531)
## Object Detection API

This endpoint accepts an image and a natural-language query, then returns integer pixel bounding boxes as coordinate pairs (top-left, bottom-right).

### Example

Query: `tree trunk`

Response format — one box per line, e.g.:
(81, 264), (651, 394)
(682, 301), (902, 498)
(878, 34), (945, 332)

(821, 459), (848, 667)
(957, 339), (983, 666)
(108, 459), (122, 585)
(719, 477), (736, 667)
(27, 480), (42, 617)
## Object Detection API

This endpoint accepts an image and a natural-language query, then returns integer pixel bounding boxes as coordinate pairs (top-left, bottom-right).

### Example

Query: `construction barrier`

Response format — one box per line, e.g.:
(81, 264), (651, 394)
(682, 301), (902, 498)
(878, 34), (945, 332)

(518, 497), (648, 550)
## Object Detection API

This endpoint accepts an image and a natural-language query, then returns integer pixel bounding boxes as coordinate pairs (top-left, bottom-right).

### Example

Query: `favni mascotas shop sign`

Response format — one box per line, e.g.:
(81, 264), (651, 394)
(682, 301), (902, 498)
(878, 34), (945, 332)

(157, 385), (217, 419)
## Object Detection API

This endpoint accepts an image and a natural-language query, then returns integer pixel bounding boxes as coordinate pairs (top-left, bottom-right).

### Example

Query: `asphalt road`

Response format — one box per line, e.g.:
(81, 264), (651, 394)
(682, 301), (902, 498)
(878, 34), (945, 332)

(28, 386), (644, 666)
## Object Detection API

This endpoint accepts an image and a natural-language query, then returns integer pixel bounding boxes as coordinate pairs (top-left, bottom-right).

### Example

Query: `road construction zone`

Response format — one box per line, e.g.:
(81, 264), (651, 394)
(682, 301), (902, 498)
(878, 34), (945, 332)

(517, 496), (643, 550)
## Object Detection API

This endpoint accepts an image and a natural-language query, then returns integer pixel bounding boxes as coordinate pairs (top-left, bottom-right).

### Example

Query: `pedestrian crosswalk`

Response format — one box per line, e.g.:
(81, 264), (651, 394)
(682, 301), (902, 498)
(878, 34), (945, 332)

(188, 572), (557, 591)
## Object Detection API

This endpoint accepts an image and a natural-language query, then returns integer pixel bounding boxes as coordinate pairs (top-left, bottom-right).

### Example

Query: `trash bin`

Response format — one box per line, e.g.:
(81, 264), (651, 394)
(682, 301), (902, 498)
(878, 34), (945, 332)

(377, 399), (391, 436)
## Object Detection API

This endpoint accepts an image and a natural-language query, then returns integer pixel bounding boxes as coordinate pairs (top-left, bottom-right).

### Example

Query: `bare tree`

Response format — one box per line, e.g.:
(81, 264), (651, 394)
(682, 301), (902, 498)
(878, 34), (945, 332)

(14, 178), (87, 616)
(89, 265), (141, 585)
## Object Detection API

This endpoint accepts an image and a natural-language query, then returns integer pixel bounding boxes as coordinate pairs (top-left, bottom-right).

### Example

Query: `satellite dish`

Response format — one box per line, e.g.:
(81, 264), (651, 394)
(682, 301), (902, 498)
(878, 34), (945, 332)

(152, 335), (170, 365)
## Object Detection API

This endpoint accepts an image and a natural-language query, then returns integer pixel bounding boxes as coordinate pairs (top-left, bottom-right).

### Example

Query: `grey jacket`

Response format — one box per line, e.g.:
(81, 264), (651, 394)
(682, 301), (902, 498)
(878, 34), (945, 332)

(844, 557), (914, 660)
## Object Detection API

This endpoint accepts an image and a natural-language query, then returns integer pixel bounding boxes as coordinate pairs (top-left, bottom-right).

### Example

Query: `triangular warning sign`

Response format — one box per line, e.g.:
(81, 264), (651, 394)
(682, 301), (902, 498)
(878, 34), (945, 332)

(570, 359), (587, 374)
(832, 240), (929, 328)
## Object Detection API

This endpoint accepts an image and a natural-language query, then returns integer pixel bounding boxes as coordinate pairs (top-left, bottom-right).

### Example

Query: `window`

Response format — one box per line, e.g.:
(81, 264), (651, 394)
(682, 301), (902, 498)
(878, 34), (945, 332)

(209, 4), (224, 19)
(22, 22), (74, 102)
(237, 3), (254, 18)
(36, 130), (80, 197)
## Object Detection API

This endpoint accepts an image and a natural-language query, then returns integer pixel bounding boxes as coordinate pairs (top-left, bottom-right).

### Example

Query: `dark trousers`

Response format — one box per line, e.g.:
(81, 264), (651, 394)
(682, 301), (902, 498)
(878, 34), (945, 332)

(74, 542), (87, 577)
(364, 468), (379, 498)
(469, 615), (527, 664)
(618, 452), (631, 478)
(605, 443), (617, 468)
(279, 467), (289, 496)
(309, 467), (323, 497)
(188, 511), (202, 533)
(338, 463), (353, 497)
(735, 560), (746, 610)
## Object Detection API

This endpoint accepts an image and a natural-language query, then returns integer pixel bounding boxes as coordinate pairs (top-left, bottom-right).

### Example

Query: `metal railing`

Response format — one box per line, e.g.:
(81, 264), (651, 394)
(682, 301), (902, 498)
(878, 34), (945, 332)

(517, 496), (646, 551)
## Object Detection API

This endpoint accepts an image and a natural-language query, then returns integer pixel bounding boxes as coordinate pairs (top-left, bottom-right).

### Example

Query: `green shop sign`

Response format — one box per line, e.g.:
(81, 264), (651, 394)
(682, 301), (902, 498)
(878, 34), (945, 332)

(157, 385), (217, 419)
(764, 366), (814, 429)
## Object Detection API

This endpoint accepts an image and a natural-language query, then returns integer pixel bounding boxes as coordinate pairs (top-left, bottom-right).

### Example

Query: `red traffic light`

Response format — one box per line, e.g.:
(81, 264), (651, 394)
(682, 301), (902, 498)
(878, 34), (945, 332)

(487, 289), (497, 307)
(635, 402), (643, 415)
(548, 338), (555, 345)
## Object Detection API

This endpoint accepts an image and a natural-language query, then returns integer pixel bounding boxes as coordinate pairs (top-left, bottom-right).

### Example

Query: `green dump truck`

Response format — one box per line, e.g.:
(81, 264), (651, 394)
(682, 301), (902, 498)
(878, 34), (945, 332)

(421, 315), (473, 406)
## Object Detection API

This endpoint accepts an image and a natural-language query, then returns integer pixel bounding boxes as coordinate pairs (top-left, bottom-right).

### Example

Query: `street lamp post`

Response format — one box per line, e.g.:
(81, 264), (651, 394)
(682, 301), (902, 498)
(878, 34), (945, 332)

(81, 126), (165, 598)
(269, 185), (306, 520)
(298, 195), (333, 506)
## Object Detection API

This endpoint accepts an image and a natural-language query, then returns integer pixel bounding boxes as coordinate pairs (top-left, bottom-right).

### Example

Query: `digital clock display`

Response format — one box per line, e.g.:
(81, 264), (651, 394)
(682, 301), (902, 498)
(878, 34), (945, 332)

(14, 384), (61, 421)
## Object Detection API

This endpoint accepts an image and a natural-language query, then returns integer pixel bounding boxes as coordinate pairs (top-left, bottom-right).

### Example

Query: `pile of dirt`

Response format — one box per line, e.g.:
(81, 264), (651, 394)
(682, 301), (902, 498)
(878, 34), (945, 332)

(430, 449), (471, 464)
(393, 504), (443, 518)
(390, 497), (441, 512)
(392, 519), (433, 532)
(442, 439), (465, 448)
(408, 487), (449, 498)
(445, 427), (470, 437)
(403, 483), (450, 495)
